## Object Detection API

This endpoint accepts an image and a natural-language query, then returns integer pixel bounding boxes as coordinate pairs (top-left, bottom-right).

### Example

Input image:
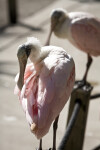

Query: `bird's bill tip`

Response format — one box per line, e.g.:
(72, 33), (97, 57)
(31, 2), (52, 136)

(30, 123), (38, 134)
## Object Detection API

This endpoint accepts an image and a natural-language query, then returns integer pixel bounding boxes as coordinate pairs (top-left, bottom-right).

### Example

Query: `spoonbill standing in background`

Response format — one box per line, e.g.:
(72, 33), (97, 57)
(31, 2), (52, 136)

(14, 37), (75, 150)
(46, 8), (100, 85)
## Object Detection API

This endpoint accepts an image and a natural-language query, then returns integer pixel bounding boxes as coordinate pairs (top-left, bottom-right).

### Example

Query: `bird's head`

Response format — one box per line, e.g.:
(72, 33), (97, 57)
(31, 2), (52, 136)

(17, 37), (41, 90)
(45, 8), (67, 45)
(51, 8), (67, 27)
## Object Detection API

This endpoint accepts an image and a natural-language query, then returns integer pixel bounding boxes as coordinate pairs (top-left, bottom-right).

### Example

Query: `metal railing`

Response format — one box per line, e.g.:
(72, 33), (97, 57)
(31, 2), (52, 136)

(8, 0), (17, 24)
(58, 81), (100, 150)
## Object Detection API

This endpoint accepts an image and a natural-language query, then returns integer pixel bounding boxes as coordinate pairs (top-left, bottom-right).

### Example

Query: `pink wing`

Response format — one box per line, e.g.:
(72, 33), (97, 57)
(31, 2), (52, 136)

(35, 50), (75, 139)
(71, 17), (100, 56)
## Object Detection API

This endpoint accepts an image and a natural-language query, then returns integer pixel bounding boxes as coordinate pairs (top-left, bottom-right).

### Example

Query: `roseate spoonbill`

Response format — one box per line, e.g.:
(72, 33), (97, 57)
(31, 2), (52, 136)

(46, 8), (100, 85)
(14, 37), (75, 150)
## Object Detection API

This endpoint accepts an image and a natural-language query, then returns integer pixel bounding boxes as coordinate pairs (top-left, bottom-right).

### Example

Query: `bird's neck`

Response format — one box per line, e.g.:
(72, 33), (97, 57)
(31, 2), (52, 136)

(32, 49), (50, 73)
(29, 50), (41, 64)
(54, 18), (70, 39)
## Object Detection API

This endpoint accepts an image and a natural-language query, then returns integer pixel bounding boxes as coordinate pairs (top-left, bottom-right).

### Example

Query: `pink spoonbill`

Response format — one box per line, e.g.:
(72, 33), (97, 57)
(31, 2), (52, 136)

(46, 8), (100, 85)
(14, 37), (75, 150)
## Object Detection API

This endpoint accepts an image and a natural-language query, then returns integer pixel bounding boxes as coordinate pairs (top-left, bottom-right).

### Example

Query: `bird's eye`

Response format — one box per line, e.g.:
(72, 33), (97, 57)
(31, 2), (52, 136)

(53, 11), (62, 19)
(25, 45), (31, 57)
(19, 44), (26, 50)
(17, 44), (26, 57)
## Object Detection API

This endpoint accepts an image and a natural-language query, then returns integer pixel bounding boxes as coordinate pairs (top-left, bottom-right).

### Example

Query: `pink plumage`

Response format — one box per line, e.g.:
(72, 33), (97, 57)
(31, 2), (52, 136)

(46, 8), (100, 82)
(49, 9), (100, 56)
(69, 12), (100, 56)
(15, 37), (75, 139)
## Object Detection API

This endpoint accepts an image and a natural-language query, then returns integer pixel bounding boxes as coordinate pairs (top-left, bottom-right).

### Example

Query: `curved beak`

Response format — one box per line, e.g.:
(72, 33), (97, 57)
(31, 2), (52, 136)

(45, 19), (57, 46)
(17, 57), (27, 90)
(45, 26), (53, 46)
(17, 46), (28, 90)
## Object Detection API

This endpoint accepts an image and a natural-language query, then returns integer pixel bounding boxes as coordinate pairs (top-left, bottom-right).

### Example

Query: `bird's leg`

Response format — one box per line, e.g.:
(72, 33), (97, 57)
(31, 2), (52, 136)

(52, 115), (59, 150)
(83, 54), (93, 82)
(38, 139), (42, 150)
(75, 54), (92, 88)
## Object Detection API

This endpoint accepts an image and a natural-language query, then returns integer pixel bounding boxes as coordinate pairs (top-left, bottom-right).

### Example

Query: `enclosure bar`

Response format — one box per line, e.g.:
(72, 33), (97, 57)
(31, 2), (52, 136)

(90, 93), (100, 100)
(58, 100), (81, 150)
(8, 0), (17, 24)
(61, 81), (93, 150)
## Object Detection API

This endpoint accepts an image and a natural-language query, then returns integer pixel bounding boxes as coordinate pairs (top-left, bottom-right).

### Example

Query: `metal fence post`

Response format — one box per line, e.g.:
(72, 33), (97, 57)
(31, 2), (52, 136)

(8, 0), (17, 24)
(64, 82), (93, 150)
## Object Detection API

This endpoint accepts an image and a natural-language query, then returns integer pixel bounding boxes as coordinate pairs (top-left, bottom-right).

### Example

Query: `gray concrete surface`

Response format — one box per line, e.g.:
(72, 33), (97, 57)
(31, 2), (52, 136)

(0, 0), (55, 27)
(0, 0), (100, 150)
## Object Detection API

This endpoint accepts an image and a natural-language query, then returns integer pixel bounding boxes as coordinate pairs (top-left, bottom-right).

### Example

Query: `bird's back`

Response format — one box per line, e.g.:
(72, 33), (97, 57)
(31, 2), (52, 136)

(69, 12), (100, 56)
